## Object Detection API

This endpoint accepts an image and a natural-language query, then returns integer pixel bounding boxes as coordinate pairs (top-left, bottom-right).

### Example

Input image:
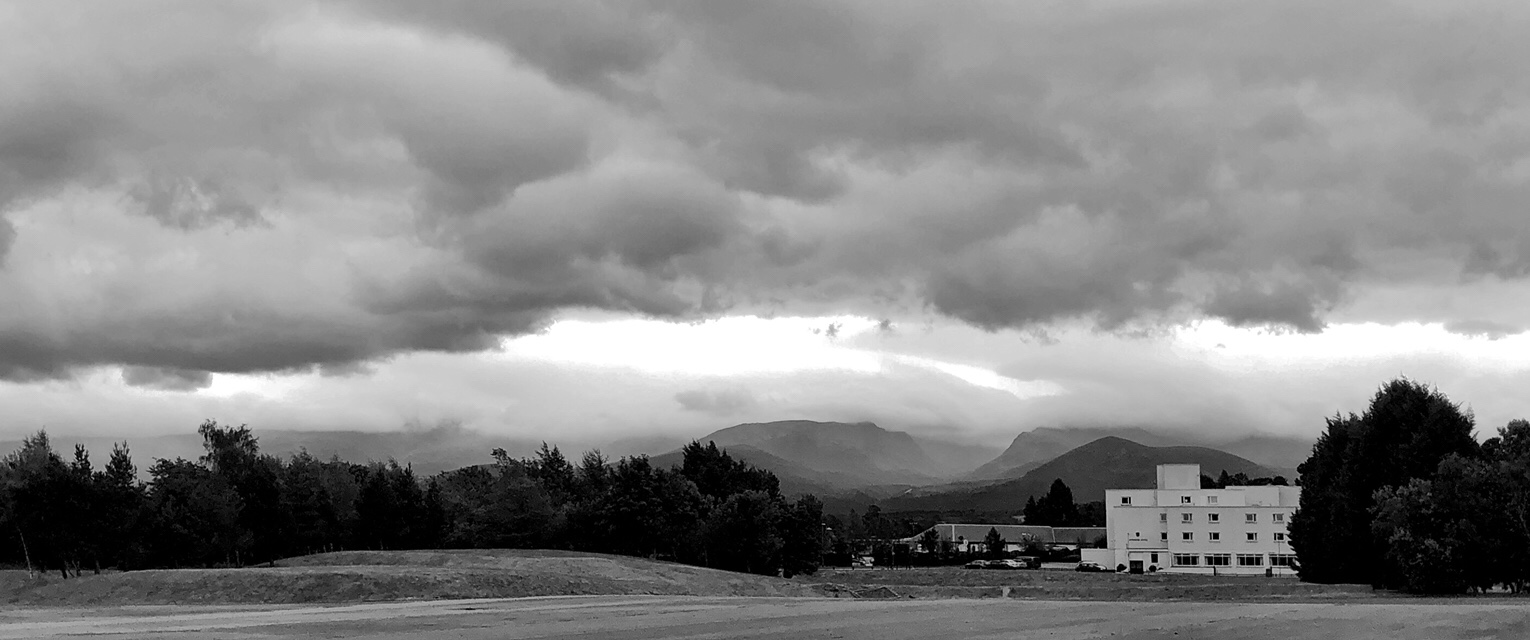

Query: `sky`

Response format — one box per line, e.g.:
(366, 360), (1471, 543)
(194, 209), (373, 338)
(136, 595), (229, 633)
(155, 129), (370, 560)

(2, 0), (1529, 448)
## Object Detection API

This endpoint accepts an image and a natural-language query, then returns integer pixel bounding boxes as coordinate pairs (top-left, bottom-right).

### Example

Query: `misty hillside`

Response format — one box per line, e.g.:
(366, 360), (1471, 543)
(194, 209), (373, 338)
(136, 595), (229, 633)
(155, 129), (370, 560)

(967, 427), (1179, 480)
(883, 436), (1278, 512)
(1215, 435), (1312, 472)
(646, 443), (907, 514)
(0, 426), (540, 478)
(969, 427), (1312, 481)
(649, 444), (867, 495)
(692, 420), (952, 486)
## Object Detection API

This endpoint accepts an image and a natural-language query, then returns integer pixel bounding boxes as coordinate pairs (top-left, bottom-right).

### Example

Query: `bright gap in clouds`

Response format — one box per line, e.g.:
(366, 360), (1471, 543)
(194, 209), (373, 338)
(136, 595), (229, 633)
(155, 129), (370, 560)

(172, 317), (1530, 412)
(497, 315), (1063, 400)
(1177, 321), (1530, 371)
(500, 315), (883, 375)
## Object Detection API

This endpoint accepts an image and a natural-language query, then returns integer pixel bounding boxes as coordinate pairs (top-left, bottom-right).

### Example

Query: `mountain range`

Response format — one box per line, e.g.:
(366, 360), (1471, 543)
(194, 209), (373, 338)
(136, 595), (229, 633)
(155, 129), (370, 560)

(644, 420), (1302, 516)
(880, 436), (1280, 512)
(967, 426), (1179, 480)
(0, 424), (541, 478)
(9, 418), (1311, 516)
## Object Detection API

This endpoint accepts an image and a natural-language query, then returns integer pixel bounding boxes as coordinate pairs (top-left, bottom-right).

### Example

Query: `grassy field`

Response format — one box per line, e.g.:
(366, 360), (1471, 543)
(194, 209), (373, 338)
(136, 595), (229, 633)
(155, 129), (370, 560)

(0, 550), (816, 606)
(812, 566), (1382, 601)
(5, 553), (1511, 608)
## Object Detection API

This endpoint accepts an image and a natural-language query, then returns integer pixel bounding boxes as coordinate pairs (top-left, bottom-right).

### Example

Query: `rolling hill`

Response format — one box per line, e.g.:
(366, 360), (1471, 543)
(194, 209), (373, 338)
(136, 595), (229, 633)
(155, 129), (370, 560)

(967, 427), (1179, 480)
(882, 436), (1278, 513)
(647, 443), (909, 514)
(0, 425), (539, 478)
(1216, 435), (1312, 474)
(688, 420), (960, 486)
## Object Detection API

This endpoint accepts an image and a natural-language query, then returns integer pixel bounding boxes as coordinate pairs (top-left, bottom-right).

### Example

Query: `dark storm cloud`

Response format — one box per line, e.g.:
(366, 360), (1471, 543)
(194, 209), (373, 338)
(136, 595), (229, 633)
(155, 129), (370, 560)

(362, 0), (672, 91)
(120, 366), (214, 392)
(1444, 320), (1525, 341)
(1203, 281), (1331, 333)
(3, 0), (1530, 382)
(674, 388), (757, 416)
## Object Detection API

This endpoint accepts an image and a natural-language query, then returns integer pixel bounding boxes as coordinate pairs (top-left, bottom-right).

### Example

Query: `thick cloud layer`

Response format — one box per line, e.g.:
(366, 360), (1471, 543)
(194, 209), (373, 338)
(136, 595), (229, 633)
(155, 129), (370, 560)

(3, 0), (1530, 382)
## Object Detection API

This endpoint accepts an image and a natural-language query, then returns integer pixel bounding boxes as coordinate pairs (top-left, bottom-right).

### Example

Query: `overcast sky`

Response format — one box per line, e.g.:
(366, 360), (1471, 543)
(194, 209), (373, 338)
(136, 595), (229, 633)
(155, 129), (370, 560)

(3, 0), (1528, 447)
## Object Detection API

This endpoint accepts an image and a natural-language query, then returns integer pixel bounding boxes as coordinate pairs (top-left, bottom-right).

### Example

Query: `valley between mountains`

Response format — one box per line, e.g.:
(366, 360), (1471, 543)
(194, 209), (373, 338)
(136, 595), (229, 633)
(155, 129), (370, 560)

(5, 420), (1305, 521)
(648, 420), (1301, 517)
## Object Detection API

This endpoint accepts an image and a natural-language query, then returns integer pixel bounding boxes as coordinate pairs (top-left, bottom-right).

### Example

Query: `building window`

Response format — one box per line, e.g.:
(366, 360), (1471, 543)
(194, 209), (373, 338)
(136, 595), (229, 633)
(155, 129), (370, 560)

(1246, 532), (1258, 542)
(1151, 553), (1159, 564)
(1207, 496), (1218, 505)
(1182, 532), (1194, 541)
(1181, 513), (1193, 523)
(1271, 554), (1298, 567)
(1181, 496), (1192, 504)
(1245, 513), (1257, 524)
(1160, 513), (1168, 523)
(1273, 532), (1286, 542)
(1272, 513), (1285, 523)
(1237, 554), (1265, 567)
(1121, 496), (1132, 505)
(1208, 513), (1220, 523)
(1132, 532), (1142, 540)
(1205, 554), (1231, 567)
(1209, 532), (1221, 542)
(1161, 532), (1168, 541)
(1173, 554), (1200, 566)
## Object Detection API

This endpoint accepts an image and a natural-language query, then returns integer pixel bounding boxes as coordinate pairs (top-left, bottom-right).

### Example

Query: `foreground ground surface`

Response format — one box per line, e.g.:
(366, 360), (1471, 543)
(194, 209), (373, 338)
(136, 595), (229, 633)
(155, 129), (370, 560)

(2, 595), (1528, 639)
(813, 566), (1375, 600)
(1, 551), (1386, 606)
(0, 551), (817, 606)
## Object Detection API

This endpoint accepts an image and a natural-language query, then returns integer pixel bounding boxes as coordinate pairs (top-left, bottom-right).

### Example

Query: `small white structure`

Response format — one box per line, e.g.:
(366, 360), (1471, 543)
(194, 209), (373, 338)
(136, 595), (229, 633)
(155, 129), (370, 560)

(901, 524), (1105, 554)
(1081, 463), (1300, 575)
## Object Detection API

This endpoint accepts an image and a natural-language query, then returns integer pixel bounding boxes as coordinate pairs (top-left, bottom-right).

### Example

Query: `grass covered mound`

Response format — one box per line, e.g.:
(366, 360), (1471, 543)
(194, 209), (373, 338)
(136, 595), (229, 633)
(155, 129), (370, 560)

(1, 550), (818, 606)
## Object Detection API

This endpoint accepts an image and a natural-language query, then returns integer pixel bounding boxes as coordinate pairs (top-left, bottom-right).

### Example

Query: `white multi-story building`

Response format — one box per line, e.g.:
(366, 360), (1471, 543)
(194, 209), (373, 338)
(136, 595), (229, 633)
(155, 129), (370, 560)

(1081, 463), (1300, 575)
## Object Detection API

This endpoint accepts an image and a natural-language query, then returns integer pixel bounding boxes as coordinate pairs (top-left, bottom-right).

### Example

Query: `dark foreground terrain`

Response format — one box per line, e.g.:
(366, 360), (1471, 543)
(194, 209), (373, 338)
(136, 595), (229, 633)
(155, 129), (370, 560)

(3, 595), (1528, 639)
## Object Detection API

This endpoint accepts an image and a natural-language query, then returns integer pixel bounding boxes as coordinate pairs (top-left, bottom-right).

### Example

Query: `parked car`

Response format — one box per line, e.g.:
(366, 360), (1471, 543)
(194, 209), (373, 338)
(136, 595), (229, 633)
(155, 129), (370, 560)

(853, 557), (875, 568)
(1075, 561), (1111, 572)
(991, 559), (1024, 570)
(1016, 556), (1042, 569)
(964, 560), (992, 569)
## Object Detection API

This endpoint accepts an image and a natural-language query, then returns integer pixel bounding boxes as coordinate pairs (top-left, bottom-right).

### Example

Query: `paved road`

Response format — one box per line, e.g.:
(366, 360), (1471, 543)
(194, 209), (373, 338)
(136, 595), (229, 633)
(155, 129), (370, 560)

(2, 595), (1528, 639)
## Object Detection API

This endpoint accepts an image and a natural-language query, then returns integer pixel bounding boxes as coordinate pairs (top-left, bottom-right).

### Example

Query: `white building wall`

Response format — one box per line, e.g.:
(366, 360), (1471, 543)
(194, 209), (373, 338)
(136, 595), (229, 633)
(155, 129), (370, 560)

(1103, 465), (1300, 575)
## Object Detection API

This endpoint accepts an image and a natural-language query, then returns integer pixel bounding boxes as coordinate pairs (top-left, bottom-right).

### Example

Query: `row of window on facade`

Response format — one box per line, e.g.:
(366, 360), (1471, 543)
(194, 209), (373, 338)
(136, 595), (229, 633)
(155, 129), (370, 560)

(1158, 512), (1284, 524)
(1118, 495), (1292, 512)
(1122, 496), (1233, 505)
(1134, 531), (1287, 542)
(1170, 553), (1297, 567)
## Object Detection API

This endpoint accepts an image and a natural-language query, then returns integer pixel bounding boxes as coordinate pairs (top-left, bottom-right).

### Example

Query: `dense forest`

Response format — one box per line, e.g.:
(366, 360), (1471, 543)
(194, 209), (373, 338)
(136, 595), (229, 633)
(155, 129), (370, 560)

(1291, 378), (1530, 594)
(0, 422), (824, 579)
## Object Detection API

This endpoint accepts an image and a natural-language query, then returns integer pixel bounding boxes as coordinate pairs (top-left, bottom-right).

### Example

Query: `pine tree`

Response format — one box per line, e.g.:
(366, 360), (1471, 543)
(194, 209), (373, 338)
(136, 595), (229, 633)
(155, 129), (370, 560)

(983, 527), (1007, 560)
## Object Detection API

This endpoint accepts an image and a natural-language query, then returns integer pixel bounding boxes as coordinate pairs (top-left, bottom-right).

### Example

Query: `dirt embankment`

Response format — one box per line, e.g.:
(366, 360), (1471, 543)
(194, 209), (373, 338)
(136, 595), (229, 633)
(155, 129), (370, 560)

(0, 550), (816, 606)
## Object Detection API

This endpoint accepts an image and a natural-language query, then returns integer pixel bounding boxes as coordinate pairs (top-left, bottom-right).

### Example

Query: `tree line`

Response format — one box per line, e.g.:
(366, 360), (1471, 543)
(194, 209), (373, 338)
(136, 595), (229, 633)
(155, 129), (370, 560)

(1021, 478), (1107, 526)
(1291, 378), (1530, 594)
(0, 422), (824, 579)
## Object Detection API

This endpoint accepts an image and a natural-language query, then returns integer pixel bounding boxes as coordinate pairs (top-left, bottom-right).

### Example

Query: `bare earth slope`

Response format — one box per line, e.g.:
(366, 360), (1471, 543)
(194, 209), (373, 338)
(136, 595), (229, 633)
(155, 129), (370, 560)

(0, 550), (815, 606)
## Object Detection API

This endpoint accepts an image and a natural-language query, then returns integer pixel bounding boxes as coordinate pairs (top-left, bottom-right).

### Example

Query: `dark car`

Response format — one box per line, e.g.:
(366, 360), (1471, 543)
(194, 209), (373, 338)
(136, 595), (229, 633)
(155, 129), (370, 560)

(1075, 561), (1111, 572)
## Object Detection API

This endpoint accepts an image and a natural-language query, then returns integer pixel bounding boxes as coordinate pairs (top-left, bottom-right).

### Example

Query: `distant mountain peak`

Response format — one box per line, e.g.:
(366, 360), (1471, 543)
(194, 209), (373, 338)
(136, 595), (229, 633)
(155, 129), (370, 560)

(885, 436), (1277, 513)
